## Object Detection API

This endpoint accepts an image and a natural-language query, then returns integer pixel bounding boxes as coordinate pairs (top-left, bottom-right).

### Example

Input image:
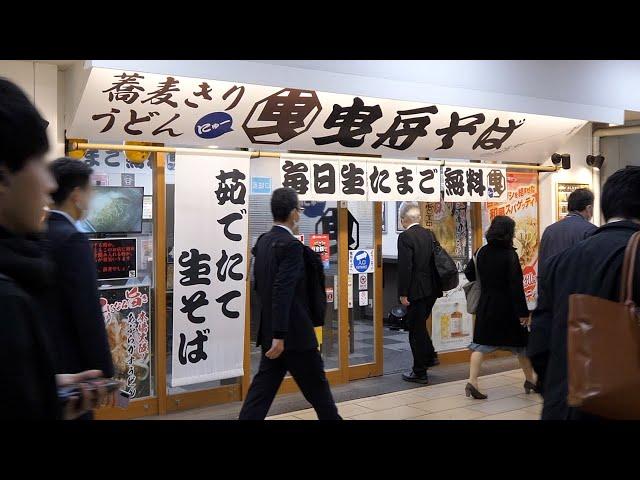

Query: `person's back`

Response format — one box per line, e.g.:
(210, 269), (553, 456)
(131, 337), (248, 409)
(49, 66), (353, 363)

(528, 189), (597, 393)
(397, 224), (440, 302)
(541, 168), (640, 420)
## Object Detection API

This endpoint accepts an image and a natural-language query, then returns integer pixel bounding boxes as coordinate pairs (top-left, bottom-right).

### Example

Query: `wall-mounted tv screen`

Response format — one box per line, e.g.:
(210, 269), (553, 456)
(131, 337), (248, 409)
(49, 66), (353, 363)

(78, 186), (144, 234)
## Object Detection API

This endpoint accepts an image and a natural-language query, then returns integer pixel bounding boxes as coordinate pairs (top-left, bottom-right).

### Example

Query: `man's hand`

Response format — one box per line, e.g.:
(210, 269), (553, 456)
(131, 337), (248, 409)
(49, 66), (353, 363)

(265, 339), (285, 359)
(57, 369), (105, 420)
(400, 296), (410, 306)
(520, 317), (530, 327)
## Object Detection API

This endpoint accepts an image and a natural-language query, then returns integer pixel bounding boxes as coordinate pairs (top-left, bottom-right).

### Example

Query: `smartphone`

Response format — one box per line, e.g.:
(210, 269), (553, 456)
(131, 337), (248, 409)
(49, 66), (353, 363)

(115, 389), (131, 409)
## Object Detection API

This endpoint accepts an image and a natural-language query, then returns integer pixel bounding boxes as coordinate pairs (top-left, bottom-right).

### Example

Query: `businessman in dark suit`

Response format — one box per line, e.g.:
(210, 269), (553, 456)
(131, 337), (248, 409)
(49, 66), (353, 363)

(239, 187), (340, 420)
(397, 201), (442, 384)
(528, 188), (597, 395)
(44, 158), (115, 419)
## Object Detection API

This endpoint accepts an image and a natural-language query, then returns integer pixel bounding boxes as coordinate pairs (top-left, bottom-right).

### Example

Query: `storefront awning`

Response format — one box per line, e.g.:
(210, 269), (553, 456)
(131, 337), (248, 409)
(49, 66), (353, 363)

(68, 67), (587, 164)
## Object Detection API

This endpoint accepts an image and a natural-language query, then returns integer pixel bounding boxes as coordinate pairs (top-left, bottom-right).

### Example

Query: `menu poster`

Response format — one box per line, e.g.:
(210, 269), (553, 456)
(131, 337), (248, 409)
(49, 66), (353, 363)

(100, 285), (151, 399)
(430, 273), (474, 352)
(557, 183), (590, 221)
(310, 234), (331, 270)
(91, 238), (137, 280)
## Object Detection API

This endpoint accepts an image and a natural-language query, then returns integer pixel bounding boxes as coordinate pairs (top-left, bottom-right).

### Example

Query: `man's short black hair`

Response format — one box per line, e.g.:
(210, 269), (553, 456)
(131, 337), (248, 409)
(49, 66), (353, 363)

(601, 166), (640, 221)
(271, 187), (299, 222)
(567, 188), (594, 213)
(49, 157), (93, 205)
(0, 78), (49, 172)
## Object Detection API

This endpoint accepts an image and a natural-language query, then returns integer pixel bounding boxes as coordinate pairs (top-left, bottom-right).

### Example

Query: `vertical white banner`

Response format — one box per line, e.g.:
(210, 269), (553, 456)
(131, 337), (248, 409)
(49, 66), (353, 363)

(171, 152), (250, 387)
(338, 159), (369, 201)
(280, 154), (341, 201)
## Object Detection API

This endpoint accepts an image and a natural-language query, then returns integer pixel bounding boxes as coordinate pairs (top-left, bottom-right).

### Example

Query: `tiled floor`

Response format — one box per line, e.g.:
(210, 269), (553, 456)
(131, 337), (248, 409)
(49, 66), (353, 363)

(266, 369), (542, 420)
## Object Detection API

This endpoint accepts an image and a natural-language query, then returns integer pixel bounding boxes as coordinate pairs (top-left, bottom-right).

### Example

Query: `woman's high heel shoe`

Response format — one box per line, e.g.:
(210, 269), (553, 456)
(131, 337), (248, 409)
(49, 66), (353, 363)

(465, 382), (488, 399)
(524, 380), (540, 394)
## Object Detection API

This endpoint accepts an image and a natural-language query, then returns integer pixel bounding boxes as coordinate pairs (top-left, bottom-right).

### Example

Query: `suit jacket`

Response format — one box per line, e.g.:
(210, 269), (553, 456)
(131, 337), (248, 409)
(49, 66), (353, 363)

(464, 240), (529, 347)
(43, 212), (114, 377)
(540, 220), (640, 420)
(253, 226), (318, 351)
(528, 214), (597, 356)
(397, 224), (441, 302)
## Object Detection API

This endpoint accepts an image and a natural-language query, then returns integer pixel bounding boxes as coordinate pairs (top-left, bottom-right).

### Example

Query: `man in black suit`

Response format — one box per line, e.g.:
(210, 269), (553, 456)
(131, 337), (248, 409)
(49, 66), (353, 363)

(541, 167), (640, 420)
(397, 201), (442, 384)
(239, 188), (340, 420)
(45, 158), (115, 419)
(528, 188), (597, 395)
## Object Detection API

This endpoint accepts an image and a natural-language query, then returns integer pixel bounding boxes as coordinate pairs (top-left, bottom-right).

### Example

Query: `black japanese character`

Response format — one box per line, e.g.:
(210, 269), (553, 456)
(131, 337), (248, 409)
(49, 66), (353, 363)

(473, 118), (525, 150)
(466, 169), (486, 197)
(419, 168), (437, 195)
(152, 113), (182, 137)
(214, 169), (247, 205)
(217, 211), (245, 242)
(216, 250), (244, 282)
(167, 153), (176, 172)
(372, 106), (437, 150)
(102, 73), (145, 104)
(487, 169), (506, 197)
(436, 112), (486, 150)
(178, 249), (211, 286)
(124, 110), (154, 135)
(141, 76), (180, 108)
(340, 163), (365, 196)
(216, 291), (241, 319)
(314, 97), (382, 148)
(282, 161), (310, 194)
(104, 150), (121, 167)
(369, 165), (391, 194)
(313, 162), (336, 195)
(222, 85), (245, 111)
(92, 108), (121, 133)
(396, 167), (414, 195)
(83, 150), (99, 167)
(180, 291), (209, 324)
(243, 88), (322, 144)
(178, 329), (209, 365)
(444, 168), (465, 197)
(184, 82), (213, 108)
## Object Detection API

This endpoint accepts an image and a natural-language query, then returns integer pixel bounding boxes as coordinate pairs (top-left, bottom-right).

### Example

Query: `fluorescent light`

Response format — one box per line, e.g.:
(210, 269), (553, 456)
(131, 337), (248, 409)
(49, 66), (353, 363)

(208, 145), (219, 149)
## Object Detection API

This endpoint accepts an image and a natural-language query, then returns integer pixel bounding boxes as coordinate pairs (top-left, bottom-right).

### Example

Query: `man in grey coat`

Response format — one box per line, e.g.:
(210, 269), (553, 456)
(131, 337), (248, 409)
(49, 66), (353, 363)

(528, 188), (597, 394)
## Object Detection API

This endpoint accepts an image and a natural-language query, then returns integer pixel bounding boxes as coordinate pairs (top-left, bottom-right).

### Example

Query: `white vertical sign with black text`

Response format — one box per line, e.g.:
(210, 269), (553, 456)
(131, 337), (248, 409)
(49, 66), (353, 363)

(171, 152), (250, 386)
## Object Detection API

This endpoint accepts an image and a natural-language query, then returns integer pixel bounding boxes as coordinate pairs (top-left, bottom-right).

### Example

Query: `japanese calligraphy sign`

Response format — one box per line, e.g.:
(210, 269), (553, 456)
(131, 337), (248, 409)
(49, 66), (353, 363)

(171, 152), (250, 386)
(443, 166), (507, 203)
(91, 238), (137, 280)
(280, 156), (443, 202)
(70, 68), (587, 163)
(484, 171), (539, 309)
(101, 286), (151, 399)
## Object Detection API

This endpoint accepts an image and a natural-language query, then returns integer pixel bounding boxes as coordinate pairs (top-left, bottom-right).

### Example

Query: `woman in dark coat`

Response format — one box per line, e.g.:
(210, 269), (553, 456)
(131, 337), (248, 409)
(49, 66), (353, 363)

(463, 216), (538, 399)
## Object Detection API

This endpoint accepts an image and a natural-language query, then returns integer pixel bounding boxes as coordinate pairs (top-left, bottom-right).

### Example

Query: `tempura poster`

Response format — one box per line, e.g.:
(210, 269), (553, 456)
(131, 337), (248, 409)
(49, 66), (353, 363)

(483, 171), (539, 309)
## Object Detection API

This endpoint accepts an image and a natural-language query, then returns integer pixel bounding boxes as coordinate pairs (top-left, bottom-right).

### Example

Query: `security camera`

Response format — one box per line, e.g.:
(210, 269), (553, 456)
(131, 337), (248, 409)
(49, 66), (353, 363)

(561, 154), (571, 170)
(586, 155), (605, 169)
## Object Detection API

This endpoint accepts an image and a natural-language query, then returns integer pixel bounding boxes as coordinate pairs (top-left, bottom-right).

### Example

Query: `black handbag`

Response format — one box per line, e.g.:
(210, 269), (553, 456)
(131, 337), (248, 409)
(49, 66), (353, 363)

(431, 231), (459, 292)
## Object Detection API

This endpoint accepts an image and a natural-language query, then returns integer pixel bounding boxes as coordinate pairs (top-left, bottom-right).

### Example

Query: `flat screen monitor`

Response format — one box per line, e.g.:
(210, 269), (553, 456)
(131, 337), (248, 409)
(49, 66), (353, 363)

(78, 186), (144, 234)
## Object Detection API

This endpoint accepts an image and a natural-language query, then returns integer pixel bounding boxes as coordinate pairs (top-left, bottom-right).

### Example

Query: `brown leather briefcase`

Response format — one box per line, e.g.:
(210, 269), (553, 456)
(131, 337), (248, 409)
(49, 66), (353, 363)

(567, 231), (640, 419)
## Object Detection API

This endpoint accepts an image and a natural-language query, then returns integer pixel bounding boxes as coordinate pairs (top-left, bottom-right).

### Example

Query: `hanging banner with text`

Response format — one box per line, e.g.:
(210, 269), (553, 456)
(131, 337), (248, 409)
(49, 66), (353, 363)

(442, 166), (507, 203)
(70, 68), (586, 163)
(280, 155), (451, 202)
(171, 152), (250, 386)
